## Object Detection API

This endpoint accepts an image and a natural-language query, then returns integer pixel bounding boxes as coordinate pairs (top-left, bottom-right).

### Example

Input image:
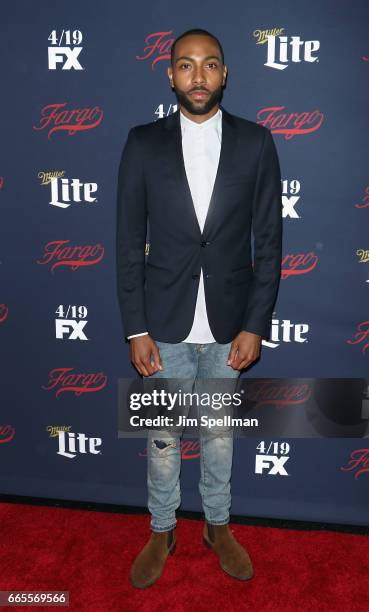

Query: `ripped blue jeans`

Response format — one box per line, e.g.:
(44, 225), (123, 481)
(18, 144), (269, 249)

(144, 340), (240, 532)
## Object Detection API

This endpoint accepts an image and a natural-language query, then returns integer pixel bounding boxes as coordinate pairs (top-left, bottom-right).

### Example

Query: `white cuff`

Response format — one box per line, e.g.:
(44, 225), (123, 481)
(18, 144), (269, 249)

(127, 332), (149, 339)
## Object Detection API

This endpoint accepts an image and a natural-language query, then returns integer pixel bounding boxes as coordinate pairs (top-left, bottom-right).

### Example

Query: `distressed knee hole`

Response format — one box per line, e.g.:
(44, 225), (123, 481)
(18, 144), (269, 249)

(152, 439), (177, 454)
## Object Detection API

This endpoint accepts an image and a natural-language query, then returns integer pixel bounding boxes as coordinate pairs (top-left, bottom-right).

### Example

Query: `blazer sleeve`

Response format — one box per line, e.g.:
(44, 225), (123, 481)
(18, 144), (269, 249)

(241, 127), (283, 339)
(116, 127), (148, 342)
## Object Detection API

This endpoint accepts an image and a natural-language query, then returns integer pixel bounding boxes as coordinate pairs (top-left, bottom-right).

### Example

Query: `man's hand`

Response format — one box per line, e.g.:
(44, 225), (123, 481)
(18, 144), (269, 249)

(129, 335), (163, 377)
(227, 331), (262, 370)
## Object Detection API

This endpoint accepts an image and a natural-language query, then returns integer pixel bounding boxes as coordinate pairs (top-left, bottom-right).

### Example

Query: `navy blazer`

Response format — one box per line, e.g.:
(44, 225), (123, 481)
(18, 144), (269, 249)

(116, 105), (283, 344)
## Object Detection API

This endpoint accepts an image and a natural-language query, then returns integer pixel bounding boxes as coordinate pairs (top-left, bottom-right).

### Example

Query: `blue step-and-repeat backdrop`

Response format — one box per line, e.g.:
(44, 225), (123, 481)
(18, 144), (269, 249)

(1, 1), (369, 526)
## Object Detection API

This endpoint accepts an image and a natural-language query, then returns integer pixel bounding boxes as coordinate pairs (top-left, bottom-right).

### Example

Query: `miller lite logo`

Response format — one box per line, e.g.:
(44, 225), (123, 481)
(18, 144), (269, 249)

(258, 33), (320, 70)
(57, 431), (102, 459)
(47, 177), (98, 209)
(262, 315), (310, 348)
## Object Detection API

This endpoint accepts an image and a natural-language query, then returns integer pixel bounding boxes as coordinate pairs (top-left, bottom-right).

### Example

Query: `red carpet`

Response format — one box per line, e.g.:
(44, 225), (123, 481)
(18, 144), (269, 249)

(0, 502), (368, 611)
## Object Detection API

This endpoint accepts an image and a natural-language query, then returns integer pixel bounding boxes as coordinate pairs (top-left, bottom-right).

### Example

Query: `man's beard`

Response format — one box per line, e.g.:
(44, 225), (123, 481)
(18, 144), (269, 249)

(172, 84), (223, 115)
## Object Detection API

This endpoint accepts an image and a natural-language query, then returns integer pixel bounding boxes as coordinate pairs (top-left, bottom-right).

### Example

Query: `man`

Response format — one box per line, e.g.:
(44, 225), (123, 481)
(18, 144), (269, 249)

(116, 28), (282, 588)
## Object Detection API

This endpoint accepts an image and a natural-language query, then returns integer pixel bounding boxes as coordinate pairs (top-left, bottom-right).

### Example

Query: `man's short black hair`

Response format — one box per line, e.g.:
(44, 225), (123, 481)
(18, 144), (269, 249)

(170, 28), (224, 66)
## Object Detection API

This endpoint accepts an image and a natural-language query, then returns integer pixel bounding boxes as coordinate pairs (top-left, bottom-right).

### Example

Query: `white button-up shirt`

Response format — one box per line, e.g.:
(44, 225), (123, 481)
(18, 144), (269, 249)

(127, 107), (222, 343)
(180, 107), (222, 342)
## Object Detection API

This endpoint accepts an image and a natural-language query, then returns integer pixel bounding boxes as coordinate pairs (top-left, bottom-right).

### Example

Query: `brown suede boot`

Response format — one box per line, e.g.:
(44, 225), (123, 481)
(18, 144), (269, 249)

(203, 522), (254, 580)
(130, 528), (176, 588)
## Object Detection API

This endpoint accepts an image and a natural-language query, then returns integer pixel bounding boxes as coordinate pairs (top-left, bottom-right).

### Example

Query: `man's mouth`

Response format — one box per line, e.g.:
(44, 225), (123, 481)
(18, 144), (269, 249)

(189, 91), (209, 99)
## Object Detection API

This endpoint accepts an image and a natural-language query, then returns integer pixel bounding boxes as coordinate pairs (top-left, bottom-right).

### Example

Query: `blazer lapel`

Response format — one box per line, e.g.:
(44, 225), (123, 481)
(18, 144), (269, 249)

(163, 104), (236, 239)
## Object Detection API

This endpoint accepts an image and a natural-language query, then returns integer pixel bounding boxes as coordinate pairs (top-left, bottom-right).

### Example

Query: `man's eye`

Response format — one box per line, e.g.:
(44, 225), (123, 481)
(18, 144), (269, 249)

(208, 63), (218, 68)
(180, 63), (190, 69)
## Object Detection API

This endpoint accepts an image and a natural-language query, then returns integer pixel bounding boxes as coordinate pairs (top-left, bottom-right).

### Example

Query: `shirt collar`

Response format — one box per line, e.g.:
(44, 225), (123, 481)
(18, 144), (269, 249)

(180, 107), (222, 131)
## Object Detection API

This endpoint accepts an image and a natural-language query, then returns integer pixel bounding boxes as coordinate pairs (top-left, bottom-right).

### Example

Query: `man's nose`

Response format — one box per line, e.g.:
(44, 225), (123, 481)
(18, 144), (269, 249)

(192, 68), (206, 85)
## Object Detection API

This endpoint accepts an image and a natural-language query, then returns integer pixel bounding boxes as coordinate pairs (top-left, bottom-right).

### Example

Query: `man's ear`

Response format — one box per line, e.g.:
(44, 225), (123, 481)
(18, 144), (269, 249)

(223, 66), (228, 86)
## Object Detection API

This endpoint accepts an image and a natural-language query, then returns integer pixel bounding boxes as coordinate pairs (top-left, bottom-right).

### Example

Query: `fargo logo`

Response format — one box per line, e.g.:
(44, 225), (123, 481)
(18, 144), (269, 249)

(257, 106), (324, 139)
(341, 448), (369, 480)
(42, 367), (108, 398)
(255, 454), (289, 475)
(0, 425), (16, 444)
(47, 177), (98, 209)
(261, 34), (320, 70)
(281, 252), (319, 278)
(36, 240), (105, 273)
(0, 304), (9, 324)
(355, 186), (369, 209)
(262, 316), (309, 348)
(33, 103), (103, 140)
(57, 431), (102, 459)
(246, 381), (311, 408)
(347, 321), (369, 355)
(48, 30), (84, 70)
(136, 30), (174, 69)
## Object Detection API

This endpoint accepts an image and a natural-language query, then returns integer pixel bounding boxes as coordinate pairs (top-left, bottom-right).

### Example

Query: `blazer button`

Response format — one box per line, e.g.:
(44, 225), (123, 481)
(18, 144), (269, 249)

(201, 240), (210, 247)
(192, 274), (200, 279)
